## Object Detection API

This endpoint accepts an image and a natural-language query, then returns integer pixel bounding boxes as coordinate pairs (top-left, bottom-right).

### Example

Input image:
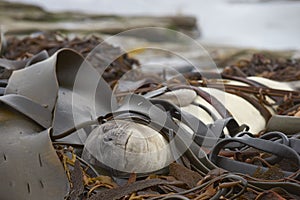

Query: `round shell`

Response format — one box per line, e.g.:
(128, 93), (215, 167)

(82, 120), (173, 174)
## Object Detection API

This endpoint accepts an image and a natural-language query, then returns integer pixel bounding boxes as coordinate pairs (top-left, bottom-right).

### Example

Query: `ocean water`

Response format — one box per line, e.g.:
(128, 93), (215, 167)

(7, 0), (300, 50)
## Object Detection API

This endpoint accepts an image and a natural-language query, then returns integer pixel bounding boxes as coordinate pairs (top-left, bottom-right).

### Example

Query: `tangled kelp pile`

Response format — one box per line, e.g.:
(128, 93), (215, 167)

(222, 53), (300, 82)
(220, 53), (300, 116)
(1, 33), (300, 200)
(1, 33), (139, 85)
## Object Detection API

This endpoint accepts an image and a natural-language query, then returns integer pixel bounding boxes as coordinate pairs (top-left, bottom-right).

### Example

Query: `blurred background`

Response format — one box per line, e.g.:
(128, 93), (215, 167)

(4, 0), (300, 50)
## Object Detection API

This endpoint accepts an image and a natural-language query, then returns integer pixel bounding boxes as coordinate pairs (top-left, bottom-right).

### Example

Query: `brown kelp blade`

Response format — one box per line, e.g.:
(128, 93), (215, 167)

(0, 124), (68, 199)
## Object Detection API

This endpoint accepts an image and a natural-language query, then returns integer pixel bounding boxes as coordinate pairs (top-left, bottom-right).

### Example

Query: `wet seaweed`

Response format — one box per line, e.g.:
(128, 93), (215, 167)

(1, 32), (300, 200)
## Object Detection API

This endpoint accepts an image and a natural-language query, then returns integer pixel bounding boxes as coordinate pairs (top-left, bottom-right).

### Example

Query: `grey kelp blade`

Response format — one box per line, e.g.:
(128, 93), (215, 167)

(6, 48), (117, 144)
(5, 52), (59, 113)
(0, 103), (68, 200)
(266, 115), (300, 134)
(0, 131), (69, 200)
(0, 102), (44, 142)
(0, 94), (52, 128)
(53, 49), (117, 144)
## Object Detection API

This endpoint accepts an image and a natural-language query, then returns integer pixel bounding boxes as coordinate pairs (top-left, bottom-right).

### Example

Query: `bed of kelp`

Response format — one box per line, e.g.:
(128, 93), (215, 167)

(222, 53), (300, 82)
(0, 33), (300, 200)
(1, 33), (139, 86)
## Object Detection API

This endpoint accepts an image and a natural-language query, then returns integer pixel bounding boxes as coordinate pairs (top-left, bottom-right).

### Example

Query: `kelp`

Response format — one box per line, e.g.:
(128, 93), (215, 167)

(0, 32), (139, 86)
(184, 71), (300, 118)
(62, 93), (300, 199)
(0, 114), (68, 199)
(222, 53), (300, 82)
(0, 32), (300, 200)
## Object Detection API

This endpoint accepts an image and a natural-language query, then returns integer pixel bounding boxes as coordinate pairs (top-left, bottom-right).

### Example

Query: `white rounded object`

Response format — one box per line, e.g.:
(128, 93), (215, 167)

(82, 120), (173, 174)
(247, 76), (294, 91)
(199, 87), (266, 134)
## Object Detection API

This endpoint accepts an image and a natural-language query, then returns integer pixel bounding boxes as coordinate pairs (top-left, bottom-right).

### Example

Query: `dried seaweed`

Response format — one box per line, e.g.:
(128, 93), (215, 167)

(169, 163), (203, 188)
(253, 165), (285, 180)
(68, 160), (85, 200)
(87, 179), (178, 200)
(1, 32), (139, 86)
(222, 53), (300, 81)
(55, 142), (300, 200)
(255, 190), (286, 200)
